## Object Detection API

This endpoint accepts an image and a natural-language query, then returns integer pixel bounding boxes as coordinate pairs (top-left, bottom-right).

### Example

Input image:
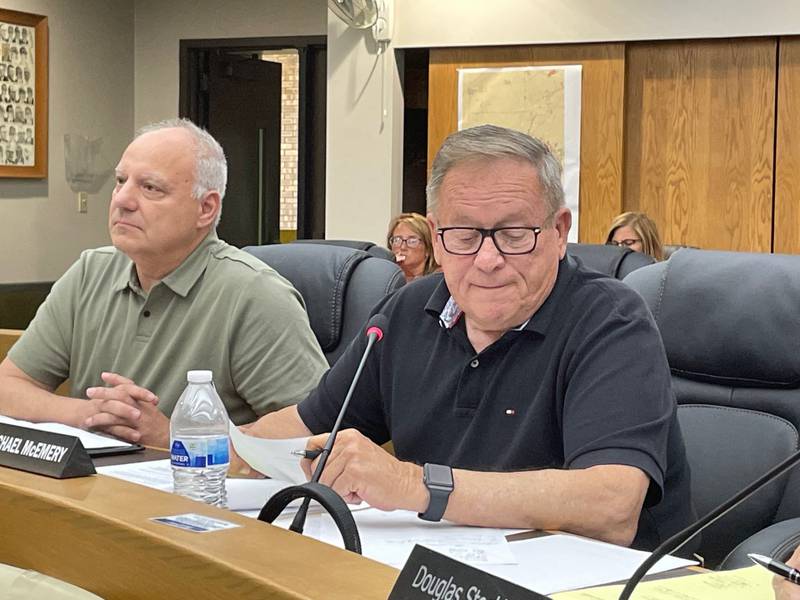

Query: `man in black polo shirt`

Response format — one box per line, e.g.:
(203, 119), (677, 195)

(242, 124), (695, 550)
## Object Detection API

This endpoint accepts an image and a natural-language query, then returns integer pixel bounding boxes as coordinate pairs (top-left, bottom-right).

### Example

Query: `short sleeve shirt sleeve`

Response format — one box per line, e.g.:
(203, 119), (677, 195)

(8, 253), (86, 389)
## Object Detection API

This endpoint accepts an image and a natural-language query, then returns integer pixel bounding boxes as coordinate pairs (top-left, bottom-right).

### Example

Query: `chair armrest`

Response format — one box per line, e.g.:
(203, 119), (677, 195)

(0, 328), (23, 363)
(720, 517), (800, 569)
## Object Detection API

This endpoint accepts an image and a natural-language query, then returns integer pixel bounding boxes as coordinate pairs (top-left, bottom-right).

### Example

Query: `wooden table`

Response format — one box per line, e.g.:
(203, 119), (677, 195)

(0, 465), (399, 599)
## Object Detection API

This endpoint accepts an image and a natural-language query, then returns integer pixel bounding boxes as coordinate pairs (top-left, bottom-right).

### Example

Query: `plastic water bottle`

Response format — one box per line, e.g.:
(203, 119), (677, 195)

(170, 370), (229, 507)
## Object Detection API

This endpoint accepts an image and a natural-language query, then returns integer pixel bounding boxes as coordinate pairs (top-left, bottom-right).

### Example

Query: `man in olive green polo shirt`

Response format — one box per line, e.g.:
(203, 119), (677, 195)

(0, 119), (328, 447)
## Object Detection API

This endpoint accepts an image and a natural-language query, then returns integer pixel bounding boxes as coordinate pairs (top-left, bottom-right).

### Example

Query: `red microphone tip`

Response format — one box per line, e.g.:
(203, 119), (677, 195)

(366, 326), (384, 341)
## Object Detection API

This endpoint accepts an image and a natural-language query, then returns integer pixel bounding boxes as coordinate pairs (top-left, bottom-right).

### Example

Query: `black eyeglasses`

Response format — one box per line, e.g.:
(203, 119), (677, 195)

(437, 227), (543, 255)
(607, 239), (641, 248)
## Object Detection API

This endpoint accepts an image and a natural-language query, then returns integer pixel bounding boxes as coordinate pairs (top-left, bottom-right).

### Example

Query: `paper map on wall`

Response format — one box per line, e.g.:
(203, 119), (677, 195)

(458, 65), (582, 242)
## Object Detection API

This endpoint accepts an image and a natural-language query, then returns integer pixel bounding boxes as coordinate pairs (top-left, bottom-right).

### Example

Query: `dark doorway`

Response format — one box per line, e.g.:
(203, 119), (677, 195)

(208, 52), (281, 246)
(180, 36), (327, 247)
(400, 48), (430, 216)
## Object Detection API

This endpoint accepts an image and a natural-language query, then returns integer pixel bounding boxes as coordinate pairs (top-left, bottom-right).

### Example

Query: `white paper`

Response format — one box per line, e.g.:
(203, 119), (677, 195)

(98, 459), (295, 510)
(98, 459), (357, 517)
(482, 534), (697, 595)
(97, 459), (174, 492)
(264, 510), (694, 593)
(0, 414), (132, 450)
(228, 420), (308, 484)
(268, 507), (517, 569)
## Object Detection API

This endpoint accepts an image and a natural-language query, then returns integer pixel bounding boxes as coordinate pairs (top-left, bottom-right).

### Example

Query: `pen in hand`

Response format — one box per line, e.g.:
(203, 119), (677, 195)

(749, 553), (800, 585)
(291, 448), (322, 460)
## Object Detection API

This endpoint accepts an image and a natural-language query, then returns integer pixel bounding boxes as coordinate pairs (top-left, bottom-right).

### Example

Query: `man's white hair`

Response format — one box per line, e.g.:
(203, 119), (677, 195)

(135, 118), (227, 227)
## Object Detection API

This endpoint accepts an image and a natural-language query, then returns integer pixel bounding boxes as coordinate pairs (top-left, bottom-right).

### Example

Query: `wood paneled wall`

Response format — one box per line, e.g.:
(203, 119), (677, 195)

(428, 45), (625, 243)
(624, 39), (776, 252)
(427, 37), (799, 252)
(775, 37), (800, 254)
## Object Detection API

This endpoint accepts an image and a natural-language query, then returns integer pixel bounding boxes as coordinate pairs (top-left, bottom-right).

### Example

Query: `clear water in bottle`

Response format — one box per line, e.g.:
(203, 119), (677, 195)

(170, 370), (230, 507)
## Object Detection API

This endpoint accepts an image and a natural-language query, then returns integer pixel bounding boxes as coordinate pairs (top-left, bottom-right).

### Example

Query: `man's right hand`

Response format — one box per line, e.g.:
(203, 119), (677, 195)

(773, 546), (800, 599)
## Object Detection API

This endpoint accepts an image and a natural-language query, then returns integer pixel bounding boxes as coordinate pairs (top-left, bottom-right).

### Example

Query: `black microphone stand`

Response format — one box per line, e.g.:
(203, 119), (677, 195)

(619, 449), (800, 599)
(257, 326), (383, 554)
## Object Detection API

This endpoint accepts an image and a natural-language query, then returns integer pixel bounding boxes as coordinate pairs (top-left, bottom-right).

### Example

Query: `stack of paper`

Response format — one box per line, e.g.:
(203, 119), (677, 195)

(98, 459), (301, 512)
(0, 414), (133, 451)
(550, 565), (774, 599)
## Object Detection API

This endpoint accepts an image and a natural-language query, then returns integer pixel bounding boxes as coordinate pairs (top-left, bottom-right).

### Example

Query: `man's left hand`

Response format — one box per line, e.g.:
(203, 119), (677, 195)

(84, 372), (169, 447)
(301, 428), (426, 512)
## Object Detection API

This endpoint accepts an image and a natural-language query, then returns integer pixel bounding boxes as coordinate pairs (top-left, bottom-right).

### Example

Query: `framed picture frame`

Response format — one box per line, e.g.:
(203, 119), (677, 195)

(0, 8), (47, 178)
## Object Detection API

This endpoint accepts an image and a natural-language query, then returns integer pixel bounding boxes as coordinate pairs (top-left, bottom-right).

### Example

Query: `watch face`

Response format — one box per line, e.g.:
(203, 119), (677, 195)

(425, 463), (453, 488)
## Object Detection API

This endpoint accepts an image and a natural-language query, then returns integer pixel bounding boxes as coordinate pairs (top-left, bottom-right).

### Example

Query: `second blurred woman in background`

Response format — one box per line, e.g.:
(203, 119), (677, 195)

(605, 211), (664, 261)
(387, 212), (438, 282)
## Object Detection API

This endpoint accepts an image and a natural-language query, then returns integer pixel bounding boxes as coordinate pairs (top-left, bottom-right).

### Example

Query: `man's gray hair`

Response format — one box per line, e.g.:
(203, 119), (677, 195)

(426, 124), (565, 219)
(135, 118), (227, 227)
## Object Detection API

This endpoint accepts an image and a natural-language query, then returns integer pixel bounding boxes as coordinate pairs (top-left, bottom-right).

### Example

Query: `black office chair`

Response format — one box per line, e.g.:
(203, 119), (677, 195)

(244, 243), (405, 366)
(662, 244), (699, 260)
(567, 243), (655, 280)
(291, 239), (396, 262)
(624, 249), (800, 568)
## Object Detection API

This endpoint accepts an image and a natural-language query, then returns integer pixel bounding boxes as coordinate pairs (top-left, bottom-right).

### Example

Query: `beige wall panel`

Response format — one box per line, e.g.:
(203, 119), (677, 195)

(775, 37), (800, 255)
(396, 0), (800, 48)
(0, 0), (134, 284)
(624, 39), (776, 252)
(133, 0), (324, 127)
(428, 44), (625, 243)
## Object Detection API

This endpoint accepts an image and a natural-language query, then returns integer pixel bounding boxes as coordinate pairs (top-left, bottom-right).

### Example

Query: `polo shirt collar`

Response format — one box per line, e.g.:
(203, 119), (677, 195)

(424, 255), (578, 336)
(112, 259), (135, 293)
(523, 255), (577, 335)
(111, 231), (220, 298)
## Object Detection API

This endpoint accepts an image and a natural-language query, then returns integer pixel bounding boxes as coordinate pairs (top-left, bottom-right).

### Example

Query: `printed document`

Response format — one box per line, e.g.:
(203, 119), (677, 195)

(551, 564), (773, 599)
(228, 420), (307, 484)
(483, 533), (696, 594)
(98, 459), (298, 511)
(0, 414), (132, 450)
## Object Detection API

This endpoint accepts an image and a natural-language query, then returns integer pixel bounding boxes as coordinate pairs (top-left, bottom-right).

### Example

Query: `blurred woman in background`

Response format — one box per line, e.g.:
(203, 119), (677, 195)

(605, 211), (664, 261)
(386, 212), (438, 282)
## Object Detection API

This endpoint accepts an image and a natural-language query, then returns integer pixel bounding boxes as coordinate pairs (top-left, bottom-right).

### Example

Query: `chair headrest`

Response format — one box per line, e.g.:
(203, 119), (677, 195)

(567, 243), (655, 279)
(291, 239), (396, 262)
(243, 244), (370, 352)
(244, 243), (405, 361)
(624, 249), (800, 388)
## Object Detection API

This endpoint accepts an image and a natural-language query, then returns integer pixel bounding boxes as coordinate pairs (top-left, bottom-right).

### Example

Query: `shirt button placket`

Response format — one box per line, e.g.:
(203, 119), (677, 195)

(138, 305), (156, 338)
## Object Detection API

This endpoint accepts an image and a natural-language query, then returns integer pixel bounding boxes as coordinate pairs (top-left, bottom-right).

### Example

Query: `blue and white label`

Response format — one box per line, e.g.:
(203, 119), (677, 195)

(170, 436), (229, 468)
(152, 513), (240, 533)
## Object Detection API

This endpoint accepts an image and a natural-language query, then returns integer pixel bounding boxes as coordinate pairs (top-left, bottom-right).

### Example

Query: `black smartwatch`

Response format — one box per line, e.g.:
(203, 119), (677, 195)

(419, 463), (454, 522)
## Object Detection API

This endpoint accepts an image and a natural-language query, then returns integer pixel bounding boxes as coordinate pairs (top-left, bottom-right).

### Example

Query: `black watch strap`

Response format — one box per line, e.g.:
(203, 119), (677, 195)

(419, 463), (453, 522)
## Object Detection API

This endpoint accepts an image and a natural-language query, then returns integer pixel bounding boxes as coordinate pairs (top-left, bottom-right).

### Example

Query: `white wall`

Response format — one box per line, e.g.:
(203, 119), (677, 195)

(0, 0), (134, 283)
(324, 12), (403, 242)
(133, 0), (325, 127)
(393, 0), (800, 48)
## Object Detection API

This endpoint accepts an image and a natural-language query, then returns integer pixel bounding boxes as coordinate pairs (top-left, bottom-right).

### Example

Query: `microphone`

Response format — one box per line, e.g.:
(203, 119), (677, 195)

(619, 448), (800, 599)
(286, 314), (388, 536)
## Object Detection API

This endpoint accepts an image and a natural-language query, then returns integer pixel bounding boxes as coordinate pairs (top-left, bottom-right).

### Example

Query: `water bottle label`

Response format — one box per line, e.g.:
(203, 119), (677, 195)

(170, 437), (229, 468)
